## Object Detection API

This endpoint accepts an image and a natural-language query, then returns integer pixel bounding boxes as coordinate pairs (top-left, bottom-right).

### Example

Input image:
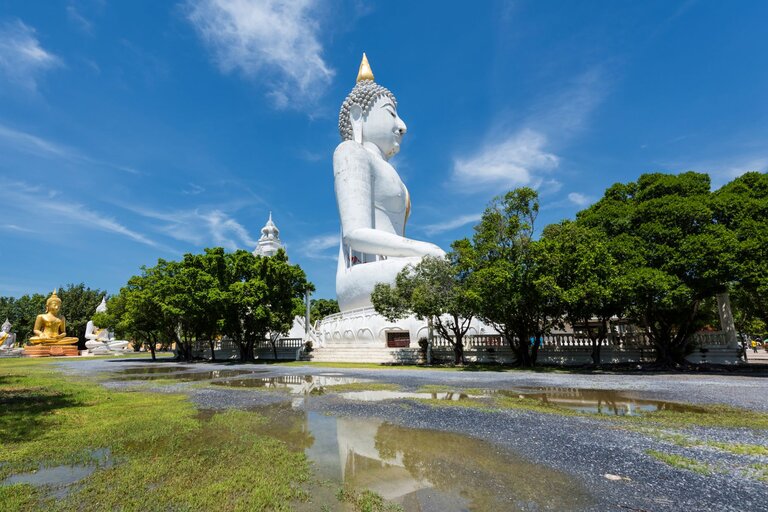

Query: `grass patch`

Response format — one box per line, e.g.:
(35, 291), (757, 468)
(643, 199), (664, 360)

(0, 359), (311, 511)
(645, 450), (712, 475)
(335, 486), (403, 512)
(624, 404), (768, 430)
(0, 484), (41, 512)
(748, 463), (768, 483)
(318, 382), (400, 393)
(706, 441), (768, 456)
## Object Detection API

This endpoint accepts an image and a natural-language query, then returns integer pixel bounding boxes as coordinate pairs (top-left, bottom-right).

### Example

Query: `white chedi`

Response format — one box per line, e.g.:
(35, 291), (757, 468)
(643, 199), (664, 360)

(85, 297), (130, 354)
(253, 212), (285, 257)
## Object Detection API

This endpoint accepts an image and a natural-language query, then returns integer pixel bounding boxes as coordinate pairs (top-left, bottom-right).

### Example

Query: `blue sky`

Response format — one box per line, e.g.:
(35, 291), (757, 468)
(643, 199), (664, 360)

(1, 0), (766, 300)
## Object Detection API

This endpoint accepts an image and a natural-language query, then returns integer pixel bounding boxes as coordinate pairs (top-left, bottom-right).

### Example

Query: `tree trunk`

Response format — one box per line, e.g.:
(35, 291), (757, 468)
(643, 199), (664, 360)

(453, 341), (465, 365)
(208, 338), (217, 362)
(238, 341), (249, 362)
(149, 334), (156, 361)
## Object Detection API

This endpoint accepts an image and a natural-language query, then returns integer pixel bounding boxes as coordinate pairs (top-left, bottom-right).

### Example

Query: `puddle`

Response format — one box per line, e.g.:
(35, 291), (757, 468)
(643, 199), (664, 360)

(211, 375), (364, 394)
(228, 404), (592, 511)
(495, 387), (705, 416)
(339, 390), (472, 402)
(1, 449), (112, 499)
(115, 366), (193, 374)
(113, 369), (264, 382)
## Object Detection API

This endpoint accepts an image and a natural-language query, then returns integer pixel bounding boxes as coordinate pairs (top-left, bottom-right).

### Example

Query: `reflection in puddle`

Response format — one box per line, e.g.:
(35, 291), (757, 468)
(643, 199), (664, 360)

(239, 404), (592, 511)
(212, 375), (363, 394)
(1, 449), (112, 498)
(114, 369), (263, 382)
(115, 366), (193, 375)
(340, 391), (471, 402)
(496, 387), (704, 416)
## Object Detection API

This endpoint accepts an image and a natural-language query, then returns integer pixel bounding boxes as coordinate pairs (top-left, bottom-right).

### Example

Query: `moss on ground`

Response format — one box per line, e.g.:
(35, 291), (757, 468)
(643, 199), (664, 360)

(645, 450), (712, 475)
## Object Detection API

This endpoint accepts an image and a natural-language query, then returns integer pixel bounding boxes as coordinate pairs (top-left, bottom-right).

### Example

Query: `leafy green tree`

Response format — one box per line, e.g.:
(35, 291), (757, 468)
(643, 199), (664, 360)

(540, 221), (624, 364)
(178, 248), (227, 361)
(577, 172), (737, 365)
(0, 295), (45, 345)
(712, 171), (768, 331)
(371, 255), (479, 364)
(221, 249), (311, 361)
(309, 298), (339, 324)
(454, 188), (564, 367)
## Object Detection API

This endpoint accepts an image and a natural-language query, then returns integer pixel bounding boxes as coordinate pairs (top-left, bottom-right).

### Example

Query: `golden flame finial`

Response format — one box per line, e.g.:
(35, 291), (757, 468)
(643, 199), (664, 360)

(356, 52), (374, 82)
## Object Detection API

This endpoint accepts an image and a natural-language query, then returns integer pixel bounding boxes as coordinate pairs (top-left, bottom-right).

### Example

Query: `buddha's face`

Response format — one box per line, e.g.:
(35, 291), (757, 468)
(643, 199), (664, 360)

(47, 301), (61, 315)
(363, 95), (407, 159)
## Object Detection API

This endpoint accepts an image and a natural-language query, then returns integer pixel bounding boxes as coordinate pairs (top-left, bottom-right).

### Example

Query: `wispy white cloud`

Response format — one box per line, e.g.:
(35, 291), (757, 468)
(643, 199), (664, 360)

(451, 67), (609, 195)
(66, 5), (93, 34)
(567, 192), (594, 207)
(453, 129), (559, 192)
(186, 0), (334, 108)
(0, 122), (140, 174)
(422, 213), (481, 236)
(126, 206), (258, 251)
(0, 19), (61, 90)
(1, 180), (161, 248)
(181, 183), (205, 195)
(301, 233), (338, 259)
(0, 224), (35, 233)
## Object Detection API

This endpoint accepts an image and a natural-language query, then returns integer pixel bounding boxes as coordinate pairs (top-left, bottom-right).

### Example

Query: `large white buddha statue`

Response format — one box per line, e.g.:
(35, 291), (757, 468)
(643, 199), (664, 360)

(334, 54), (445, 311)
(85, 297), (129, 354)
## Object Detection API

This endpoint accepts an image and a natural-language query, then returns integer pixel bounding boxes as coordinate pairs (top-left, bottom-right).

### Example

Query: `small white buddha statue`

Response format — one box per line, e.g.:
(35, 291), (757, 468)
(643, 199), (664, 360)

(0, 318), (18, 351)
(85, 297), (129, 354)
(334, 54), (445, 311)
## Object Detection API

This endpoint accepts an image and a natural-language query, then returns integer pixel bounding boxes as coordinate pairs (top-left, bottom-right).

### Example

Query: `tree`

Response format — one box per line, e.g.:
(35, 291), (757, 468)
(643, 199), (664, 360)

(221, 249), (311, 362)
(309, 299), (339, 324)
(577, 172), (737, 365)
(454, 188), (564, 367)
(712, 172), (768, 331)
(0, 295), (45, 345)
(540, 221), (625, 364)
(371, 255), (479, 364)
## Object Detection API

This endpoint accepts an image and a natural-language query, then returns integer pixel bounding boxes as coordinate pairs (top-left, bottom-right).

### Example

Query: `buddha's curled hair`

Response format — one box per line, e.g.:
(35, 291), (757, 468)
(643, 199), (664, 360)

(338, 80), (398, 141)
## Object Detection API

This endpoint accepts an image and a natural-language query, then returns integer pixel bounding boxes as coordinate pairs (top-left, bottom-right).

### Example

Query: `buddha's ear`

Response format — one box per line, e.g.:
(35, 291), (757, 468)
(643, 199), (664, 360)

(350, 104), (363, 144)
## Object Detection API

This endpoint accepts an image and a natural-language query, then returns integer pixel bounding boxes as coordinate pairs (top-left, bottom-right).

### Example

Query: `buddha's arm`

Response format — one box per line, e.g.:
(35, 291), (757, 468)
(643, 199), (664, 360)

(58, 316), (68, 337)
(33, 315), (45, 337)
(334, 144), (444, 258)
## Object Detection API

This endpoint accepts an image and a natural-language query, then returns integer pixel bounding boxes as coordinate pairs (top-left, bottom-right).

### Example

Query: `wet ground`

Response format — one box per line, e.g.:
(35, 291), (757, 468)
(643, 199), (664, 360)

(36, 359), (768, 510)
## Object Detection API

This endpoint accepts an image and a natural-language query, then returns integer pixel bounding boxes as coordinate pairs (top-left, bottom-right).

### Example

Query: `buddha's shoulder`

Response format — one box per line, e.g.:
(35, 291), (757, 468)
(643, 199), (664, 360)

(334, 140), (370, 161)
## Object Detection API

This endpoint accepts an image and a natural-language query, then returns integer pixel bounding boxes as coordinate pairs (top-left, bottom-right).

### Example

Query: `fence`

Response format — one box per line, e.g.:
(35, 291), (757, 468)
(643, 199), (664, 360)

(432, 331), (732, 350)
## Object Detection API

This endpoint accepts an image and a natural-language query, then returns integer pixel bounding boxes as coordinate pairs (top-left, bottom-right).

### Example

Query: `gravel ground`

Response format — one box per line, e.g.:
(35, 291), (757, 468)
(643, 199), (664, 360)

(56, 358), (768, 511)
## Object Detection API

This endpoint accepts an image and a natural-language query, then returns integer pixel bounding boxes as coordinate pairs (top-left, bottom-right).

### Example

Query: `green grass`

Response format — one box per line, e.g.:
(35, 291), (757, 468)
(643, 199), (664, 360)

(645, 450), (712, 475)
(0, 359), (312, 511)
(335, 486), (404, 512)
(0, 484), (40, 512)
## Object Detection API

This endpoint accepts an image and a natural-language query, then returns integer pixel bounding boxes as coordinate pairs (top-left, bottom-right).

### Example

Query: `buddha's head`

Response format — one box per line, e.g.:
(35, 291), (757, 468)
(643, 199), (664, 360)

(338, 54), (407, 159)
(46, 291), (62, 315)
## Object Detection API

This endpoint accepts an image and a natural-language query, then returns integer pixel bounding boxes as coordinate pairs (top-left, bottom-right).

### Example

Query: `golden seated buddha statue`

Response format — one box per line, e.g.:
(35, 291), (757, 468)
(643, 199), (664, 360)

(29, 291), (79, 346)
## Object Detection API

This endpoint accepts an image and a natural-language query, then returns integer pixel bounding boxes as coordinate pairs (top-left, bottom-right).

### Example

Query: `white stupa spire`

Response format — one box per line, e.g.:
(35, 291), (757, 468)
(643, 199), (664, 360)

(253, 212), (285, 257)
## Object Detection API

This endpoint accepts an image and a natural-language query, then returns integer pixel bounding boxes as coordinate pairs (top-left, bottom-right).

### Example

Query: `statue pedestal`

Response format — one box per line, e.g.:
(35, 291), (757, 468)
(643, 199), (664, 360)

(23, 345), (80, 357)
